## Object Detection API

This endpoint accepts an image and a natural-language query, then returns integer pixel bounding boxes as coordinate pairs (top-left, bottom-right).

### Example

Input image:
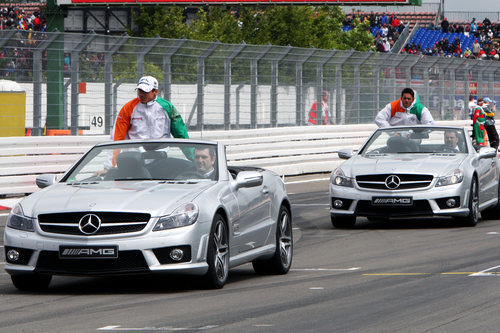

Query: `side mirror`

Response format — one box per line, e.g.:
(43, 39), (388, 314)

(478, 147), (497, 159)
(36, 174), (58, 189)
(338, 148), (354, 160)
(235, 171), (263, 189)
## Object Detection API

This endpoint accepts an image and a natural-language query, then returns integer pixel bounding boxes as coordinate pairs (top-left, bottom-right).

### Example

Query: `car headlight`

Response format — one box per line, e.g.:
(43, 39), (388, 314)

(436, 169), (464, 187)
(153, 203), (199, 231)
(331, 168), (353, 187)
(6, 203), (34, 232)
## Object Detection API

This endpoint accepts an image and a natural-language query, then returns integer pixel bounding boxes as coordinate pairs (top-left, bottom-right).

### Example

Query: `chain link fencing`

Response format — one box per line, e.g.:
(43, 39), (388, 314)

(1, 29), (500, 136)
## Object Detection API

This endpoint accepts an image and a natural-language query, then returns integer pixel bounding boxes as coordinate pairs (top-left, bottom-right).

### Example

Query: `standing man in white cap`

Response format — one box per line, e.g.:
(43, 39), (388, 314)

(112, 75), (188, 142)
(105, 75), (189, 169)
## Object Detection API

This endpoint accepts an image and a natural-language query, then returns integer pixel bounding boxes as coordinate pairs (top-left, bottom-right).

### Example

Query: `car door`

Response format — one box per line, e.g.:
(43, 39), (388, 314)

(477, 152), (498, 203)
(232, 176), (271, 253)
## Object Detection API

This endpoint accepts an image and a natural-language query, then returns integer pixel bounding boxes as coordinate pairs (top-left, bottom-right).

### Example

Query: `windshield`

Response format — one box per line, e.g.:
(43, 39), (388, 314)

(62, 142), (218, 182)
(359, 127), (468, 155)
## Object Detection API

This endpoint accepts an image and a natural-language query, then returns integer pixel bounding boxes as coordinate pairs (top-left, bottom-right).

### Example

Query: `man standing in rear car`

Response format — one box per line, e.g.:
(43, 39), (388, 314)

(103, 75), (190, 170)
(375, 88), (434, 128)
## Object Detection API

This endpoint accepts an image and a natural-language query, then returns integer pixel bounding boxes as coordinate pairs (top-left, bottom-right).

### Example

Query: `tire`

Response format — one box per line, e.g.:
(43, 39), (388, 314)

(456, 178), (479, 227)
(331, 214), (356, 229)
(252, 205), (293, 275)
(203, 214), (229, 289)
(481, 180), (500, 220)
(11, 274), (52, 291)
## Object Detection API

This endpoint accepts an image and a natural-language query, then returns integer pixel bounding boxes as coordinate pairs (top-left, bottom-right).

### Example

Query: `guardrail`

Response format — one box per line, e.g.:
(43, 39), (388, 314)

(0, 120), (471, 197)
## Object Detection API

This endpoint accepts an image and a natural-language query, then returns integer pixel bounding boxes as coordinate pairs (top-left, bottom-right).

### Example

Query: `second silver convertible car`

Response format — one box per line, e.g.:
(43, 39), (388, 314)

(4, 139), (293, 290)
(330, 125), (500, 228)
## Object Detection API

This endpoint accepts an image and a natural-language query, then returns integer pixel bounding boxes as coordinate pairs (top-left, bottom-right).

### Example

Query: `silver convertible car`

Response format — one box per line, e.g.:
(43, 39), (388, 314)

(4, 139), (293, 290)
(330, 126), (500, 228)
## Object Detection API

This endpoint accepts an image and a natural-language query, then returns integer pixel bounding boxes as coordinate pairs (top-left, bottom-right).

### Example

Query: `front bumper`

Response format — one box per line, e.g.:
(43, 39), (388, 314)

(329, 182), (470, 218)
(4, 220), (211, 277)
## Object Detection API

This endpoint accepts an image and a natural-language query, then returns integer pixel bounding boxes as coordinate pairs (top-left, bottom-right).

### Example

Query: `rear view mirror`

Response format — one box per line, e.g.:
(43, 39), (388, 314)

(36, 174), (58, 189)
(235, 171), (263, 189)
(338, 148), (354, 160)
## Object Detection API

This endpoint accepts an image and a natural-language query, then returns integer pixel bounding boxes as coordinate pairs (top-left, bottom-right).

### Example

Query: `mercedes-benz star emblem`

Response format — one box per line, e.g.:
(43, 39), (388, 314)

(78, 214), (102, 235)
(385, 175), (401, 189)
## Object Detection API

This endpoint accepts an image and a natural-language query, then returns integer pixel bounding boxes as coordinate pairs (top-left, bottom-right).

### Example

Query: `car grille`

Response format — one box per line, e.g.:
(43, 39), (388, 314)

(355, 200), (433, 217)
(35, 250), (149, 275)
(356, 174), (433, 190)
(38, 212), (151, 236)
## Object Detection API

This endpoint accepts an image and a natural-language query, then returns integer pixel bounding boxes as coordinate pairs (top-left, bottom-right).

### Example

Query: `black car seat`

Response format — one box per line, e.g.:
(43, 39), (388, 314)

(115, 151), (152, 179)
(386, 135), (412, 153)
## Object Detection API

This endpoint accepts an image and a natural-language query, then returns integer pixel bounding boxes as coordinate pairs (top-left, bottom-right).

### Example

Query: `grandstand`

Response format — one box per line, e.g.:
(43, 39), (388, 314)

(409, 28), (474, 54)
(347, 11), (437, 29)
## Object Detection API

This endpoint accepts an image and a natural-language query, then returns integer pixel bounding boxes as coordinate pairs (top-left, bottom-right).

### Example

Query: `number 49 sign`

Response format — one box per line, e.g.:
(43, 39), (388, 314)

(91, 116), (103, 127)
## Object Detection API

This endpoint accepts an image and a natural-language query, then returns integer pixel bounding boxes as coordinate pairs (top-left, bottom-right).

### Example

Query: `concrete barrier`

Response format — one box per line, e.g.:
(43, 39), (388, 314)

(0, 120), (471, 196)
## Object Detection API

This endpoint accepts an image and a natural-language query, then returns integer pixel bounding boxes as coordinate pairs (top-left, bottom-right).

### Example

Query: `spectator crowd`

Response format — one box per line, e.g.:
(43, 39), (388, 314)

(402, 17), (500, 60)
(0, 4), (46, 31)
(343, 12), (406, 53)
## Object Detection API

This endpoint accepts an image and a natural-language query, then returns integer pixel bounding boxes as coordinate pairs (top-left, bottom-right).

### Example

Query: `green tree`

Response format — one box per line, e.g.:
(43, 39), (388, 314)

(130, 7), (188, 38)
(130, 5), (373, 51)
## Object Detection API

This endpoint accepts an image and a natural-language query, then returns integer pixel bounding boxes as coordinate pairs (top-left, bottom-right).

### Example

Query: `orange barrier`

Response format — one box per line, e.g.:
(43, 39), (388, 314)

(46, 129), (83, 136)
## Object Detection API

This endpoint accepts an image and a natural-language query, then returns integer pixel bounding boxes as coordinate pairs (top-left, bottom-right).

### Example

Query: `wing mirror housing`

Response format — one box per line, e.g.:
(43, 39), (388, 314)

(234, 171), (263, 189)
(338, 148), (354, 160)
(36, 174), (58, 189)
(478, 147), (497, 159)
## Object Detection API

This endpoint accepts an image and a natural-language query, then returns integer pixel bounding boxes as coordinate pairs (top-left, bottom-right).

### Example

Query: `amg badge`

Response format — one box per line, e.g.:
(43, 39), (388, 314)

(372, 197), (413, 206)
(59, 245), (118, 259)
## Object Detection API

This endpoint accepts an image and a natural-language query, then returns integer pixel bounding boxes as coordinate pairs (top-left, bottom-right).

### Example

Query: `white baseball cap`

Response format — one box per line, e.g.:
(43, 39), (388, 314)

(136, 75), (158, 93)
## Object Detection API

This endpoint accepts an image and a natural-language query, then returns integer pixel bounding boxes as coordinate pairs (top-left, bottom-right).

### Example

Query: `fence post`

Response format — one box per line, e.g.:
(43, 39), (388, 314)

(250, 44), (271, 128)
(316, 50), (336, 125)
(32, 31), (61, 136)
(225, 43), (246, 130)
(335, 50), (353, 125)
(197, 41), (219, 131)
(137, 36), (161, 80)
(70, 32), (97, 135)
(162, 38), (186, 102)
(296, 49), (315, 126)
(104, 34), (129, 135)
(270, 46), (292, 128)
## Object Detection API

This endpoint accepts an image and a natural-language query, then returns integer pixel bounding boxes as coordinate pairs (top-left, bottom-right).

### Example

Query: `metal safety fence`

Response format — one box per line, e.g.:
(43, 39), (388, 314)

(1, 29), (500, 136)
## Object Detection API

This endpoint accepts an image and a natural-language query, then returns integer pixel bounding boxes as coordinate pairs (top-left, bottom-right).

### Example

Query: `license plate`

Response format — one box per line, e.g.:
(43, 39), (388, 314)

(372, 196), (413, 206)
(59, 245), (118, 259)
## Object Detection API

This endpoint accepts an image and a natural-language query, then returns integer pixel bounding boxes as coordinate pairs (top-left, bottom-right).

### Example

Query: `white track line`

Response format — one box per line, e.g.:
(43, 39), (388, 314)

(469, 265), (500, 277)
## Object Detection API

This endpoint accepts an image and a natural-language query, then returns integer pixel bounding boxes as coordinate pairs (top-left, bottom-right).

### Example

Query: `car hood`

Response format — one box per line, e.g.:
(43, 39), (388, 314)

(20, 181), (216, 218)
(343, 154), (467, 176)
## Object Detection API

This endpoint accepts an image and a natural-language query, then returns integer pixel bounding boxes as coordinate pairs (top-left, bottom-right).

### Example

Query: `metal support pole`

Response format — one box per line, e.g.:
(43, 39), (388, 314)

(235, 84), (244, 129)
(197, 42), (219, 131)
(449, 69), (456, 119)
(296, 49), (315, 126)
(270, 46), (292, 127)
(335, 51), (353, 125)
(250, 45), (271, 128)
(316, 50), (336, 125)
(224, 43), (246, 130)
(137, 36), (161, 79)
(63, 79), (71, 128)
(32, 31), (60, 136)
(104, 34), (128, 134)
(162, 38), (186, 101)
(112, 78), (125, 126)
(70, 32), (97, 135)
(374, 66), (380, 120)
(439, 68), (445, 119)
(463, 61), (471, 120)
